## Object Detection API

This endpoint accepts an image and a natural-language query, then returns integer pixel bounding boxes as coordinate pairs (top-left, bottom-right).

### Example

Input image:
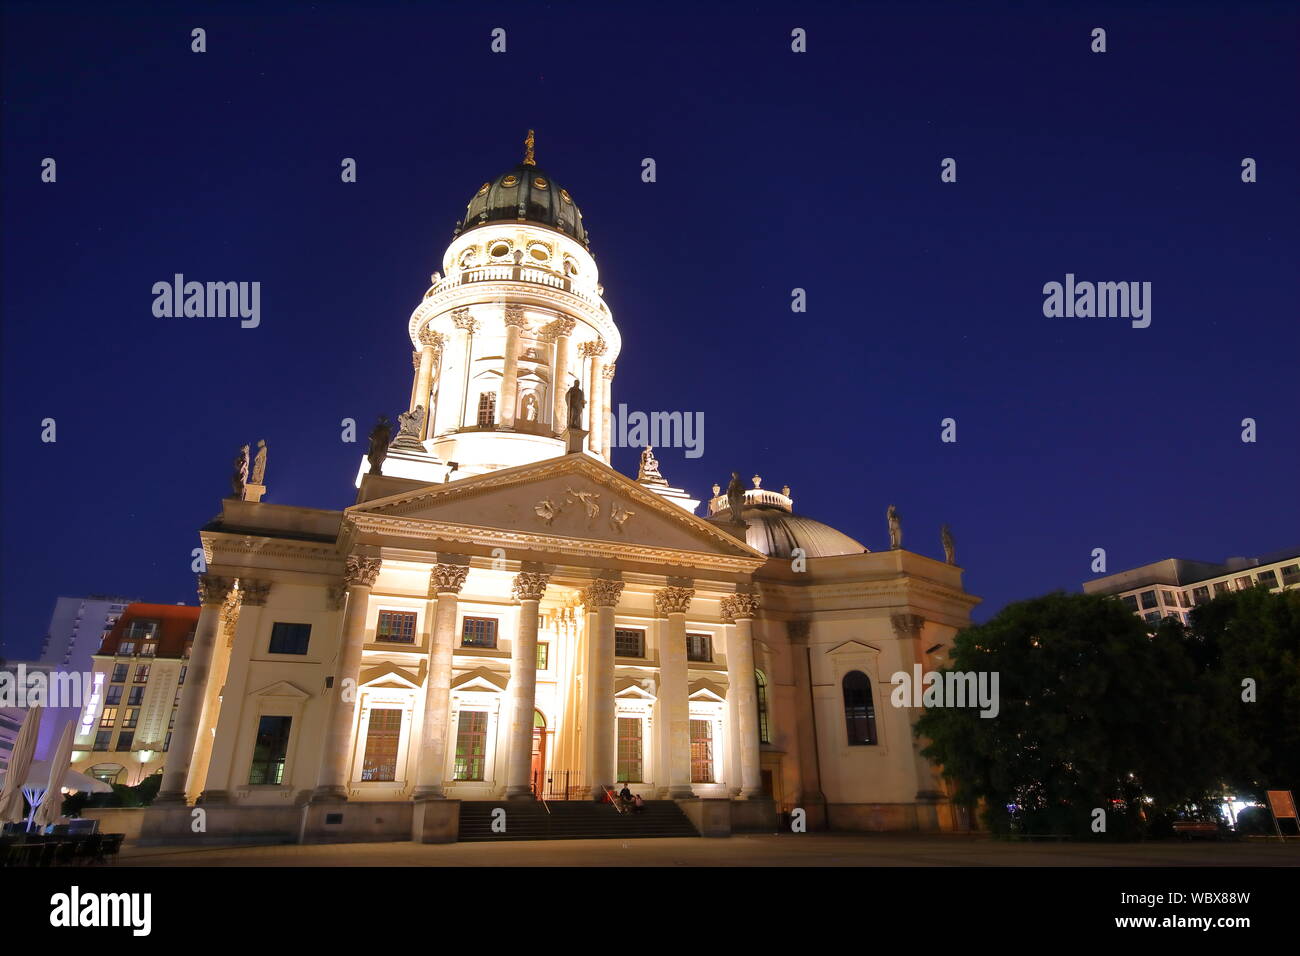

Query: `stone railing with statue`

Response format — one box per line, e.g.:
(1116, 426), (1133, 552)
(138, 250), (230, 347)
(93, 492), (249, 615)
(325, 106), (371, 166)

(706, 476), (794, 516)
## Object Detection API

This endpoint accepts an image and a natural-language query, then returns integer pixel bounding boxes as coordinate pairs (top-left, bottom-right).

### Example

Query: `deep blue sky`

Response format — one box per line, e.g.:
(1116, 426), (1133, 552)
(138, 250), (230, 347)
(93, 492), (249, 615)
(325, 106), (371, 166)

(2, 0), (1297, 660)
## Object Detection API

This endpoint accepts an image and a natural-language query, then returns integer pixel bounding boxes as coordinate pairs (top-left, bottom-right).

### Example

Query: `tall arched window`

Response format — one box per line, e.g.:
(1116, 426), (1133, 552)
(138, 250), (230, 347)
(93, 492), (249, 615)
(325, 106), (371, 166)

(755, 669), (771, 744)
(842, 671), (877, 745)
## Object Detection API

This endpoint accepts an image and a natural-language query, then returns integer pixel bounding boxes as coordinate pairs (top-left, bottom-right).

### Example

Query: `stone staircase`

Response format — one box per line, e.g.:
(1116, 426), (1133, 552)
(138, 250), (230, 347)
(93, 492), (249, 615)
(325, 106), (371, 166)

(458, 799), (699, 842)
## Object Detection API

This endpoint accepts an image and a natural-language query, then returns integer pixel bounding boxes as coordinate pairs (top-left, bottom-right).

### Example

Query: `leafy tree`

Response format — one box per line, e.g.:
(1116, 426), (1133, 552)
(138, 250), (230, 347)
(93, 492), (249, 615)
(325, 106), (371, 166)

(916, 592), (1230, 838)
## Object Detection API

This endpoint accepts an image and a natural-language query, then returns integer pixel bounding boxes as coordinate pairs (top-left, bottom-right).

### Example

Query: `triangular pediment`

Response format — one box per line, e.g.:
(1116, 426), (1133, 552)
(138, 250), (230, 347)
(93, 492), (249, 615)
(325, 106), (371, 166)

(450, 667), (508, 693)
(688, 679), (727, 702)
(250, 680), (310, 700)
(827, 640), (880, 656)
(359, 663), (424, 689)
(347, 453), (767, 571)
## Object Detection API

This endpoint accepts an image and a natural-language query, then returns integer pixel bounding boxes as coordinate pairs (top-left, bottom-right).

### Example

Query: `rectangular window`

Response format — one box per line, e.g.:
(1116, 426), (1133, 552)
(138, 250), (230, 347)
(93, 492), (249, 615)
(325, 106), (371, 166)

(686, 633), (712, 663)
(1120, 594), (1138, 611)
(361, 708), (403, 782)
(105, 685), (122, 706)
(168, 708), (176, 729)
(476, 392), (496, 427)
(689, 719), (713, 783)
(178, 665), (187, 685)
(1236, 576), (1254, 590)
(1282, 565), (1300, 586)
(116, 731), (135, 752)
(140, 642), (157, 658)
(122, 708), (139, 729)
(1191, 586), (1210, 605)
(615, 628), (645, 658)
(1257, 570), (1279, 588)
(126, 620), (159, 641)
(617, 717), (643, 782)
(1139, 590), (1158, 610)
(248, 715), (292, 785)
(268, 622), (312, 655)
(1144, 612), (1162, 626)
(163, 732), (172, 751)
(99, 707), (118, 728)
(376, 610), (417, 644)
(453, 711), (488, 781)
(119, 641), (135, 656)
(134, 664), (150, 683)
(461, 617), (498, 649)
(111, 664), (128, 683)
(536, 642), (549, 670)
(93, 730), (111, 751)
(1213, 581), (1230, 596)
(127, 687), (144, 706)
(1161, 590), (1178, 606)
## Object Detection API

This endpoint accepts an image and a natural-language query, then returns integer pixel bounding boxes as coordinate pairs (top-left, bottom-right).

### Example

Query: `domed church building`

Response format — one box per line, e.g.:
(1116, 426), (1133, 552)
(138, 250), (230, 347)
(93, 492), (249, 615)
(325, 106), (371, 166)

(142, 134), (980, 844)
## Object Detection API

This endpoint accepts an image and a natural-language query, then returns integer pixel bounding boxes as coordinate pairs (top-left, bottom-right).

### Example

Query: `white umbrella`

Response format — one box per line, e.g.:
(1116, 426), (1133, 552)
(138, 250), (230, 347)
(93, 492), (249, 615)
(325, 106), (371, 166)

(0, 762), (112, 795)
(0, 704), (41, 824)
(33, 719), (75, 827)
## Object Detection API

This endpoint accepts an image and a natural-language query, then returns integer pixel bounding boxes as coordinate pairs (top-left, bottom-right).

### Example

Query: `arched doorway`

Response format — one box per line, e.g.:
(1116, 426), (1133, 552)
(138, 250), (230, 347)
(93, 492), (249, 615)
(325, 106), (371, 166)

(531, 710), (548, 792)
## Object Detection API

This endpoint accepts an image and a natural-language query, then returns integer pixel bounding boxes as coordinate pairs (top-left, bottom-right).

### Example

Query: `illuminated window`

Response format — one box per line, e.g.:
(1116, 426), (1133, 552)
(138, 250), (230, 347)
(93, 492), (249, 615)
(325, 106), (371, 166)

(617, 717), (642, 782)
(361, 708), (402, 782)
(269, 622), (312, 655)
(99, 707), (118, 729)
(248, 716), (292, 785)
(536, 642), (549, 670)
(755, 670), (771, 744)
(119, 642), (136, 656)
(689, 719), (713, 783)
(122, 708), (139, 729)
(842, 671), (877, 745)
(461, 617), (497, 649)
(615, 628), (644, 658)
(376, 610), (417, 644)
(686, 633), (712, 662)
(453, 711), (488, 781)
(140, 642), (157, 658)
(477, 392), (496, 427)
(134, 664), (150, 683)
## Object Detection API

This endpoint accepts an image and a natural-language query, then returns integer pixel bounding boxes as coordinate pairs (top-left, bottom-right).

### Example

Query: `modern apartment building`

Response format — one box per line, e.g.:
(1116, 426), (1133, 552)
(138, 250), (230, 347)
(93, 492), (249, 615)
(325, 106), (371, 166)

(1083, 548), (1300, 627)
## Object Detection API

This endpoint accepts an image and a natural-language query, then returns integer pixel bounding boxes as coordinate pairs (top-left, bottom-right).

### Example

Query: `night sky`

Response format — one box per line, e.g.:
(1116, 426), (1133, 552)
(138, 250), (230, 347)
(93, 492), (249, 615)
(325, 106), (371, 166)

(2, 0), (1296, 661)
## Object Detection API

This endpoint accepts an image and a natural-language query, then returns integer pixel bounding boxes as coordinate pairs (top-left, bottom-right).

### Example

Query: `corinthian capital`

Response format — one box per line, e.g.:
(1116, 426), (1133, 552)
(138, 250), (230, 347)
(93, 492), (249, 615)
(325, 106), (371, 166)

(542, 317), (576, 340)
(196, 574), (237, 607)
(721, 593), (759, 623)
(513, 571), (551, 602)
(582, 578), (624, 608)
(412, 351), (421, 370)
(654, 585), (695, 617)
(579, 337), (607, 358)
(452, 308), (478, 333)
(890, 613), (925, 639)
(602, 363), (616, 381)
(429, 563), (469, 597)
(418, 326), (444, 348)
(503, 304), (528, 329)
(239, 579), (273, 607)
(345, 556), (382, 589)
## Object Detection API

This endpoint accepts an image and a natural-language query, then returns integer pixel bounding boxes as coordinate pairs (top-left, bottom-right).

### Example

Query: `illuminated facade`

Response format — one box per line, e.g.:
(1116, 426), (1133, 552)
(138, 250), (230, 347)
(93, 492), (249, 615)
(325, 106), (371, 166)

(147, 136), (980, 843)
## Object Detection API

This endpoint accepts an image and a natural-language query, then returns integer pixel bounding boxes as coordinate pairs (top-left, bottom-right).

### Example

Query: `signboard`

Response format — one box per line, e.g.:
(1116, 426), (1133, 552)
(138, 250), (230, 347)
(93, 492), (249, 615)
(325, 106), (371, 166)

(1266, 790), (1297, 820)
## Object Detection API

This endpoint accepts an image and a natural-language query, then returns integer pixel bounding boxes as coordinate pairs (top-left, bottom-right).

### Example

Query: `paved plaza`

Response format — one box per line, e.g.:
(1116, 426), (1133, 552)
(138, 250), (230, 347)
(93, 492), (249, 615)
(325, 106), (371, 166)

(115, 833), (1300, 867)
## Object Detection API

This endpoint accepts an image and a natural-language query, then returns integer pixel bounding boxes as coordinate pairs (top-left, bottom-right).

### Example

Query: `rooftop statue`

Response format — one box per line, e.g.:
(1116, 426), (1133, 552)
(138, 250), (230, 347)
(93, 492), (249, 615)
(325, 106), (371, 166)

(231, 444), (250, 497)
(887, 505), (902, 550)
(566, 381), (585, 431)
(638, 446), (666, 485)
(942, 524), (955, 565)
(727, 472), (746, 526)
(250, 439), (267, 485)
(368, 416), (392, 475)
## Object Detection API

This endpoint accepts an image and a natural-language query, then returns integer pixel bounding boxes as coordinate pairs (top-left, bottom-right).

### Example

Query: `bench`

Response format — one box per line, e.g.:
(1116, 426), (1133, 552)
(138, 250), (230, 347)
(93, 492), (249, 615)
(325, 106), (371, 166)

(1172, 821), (1219, 840)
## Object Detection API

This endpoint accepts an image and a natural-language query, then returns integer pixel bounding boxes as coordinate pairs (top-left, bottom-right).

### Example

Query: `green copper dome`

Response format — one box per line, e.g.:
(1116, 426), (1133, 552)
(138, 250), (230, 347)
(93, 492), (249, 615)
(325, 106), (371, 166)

(453, 157), (589, 248)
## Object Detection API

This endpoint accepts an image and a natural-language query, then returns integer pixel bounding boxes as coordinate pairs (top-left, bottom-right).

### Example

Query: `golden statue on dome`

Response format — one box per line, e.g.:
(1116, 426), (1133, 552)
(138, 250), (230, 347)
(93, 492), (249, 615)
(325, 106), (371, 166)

(523, 129), (536, 166)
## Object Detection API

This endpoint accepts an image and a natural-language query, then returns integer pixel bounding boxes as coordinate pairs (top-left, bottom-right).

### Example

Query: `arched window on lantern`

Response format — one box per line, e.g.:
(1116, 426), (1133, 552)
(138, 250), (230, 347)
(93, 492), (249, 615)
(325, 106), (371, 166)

(842, 670), (877, 745)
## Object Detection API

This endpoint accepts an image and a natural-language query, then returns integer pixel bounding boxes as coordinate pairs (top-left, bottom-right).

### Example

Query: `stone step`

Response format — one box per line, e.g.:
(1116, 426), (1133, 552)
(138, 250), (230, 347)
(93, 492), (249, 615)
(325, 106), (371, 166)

(458, 799), (699, 842)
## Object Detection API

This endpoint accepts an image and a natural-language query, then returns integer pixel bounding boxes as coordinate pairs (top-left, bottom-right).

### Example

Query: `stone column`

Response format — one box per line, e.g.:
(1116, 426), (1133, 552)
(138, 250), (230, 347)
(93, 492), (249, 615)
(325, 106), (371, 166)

(548, 317), (576, 432)
(312, 555), (381, 802)
(787, 620), (825, 819)
(722, 594), (763, 798)
(583, 578), (623, 798)
(433, 309), (475, 435)
(412, 562), (469, 800)
(580, 338), (606, 454)
(654, 584), (695, 798)
(891, 613), (944, 800)
(155, 574), (236, 804)
(506, 571), (550, 798)
(499, 305), (526, 428)
(601, 363), (615, 462)
(414, 327), (442, 439)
